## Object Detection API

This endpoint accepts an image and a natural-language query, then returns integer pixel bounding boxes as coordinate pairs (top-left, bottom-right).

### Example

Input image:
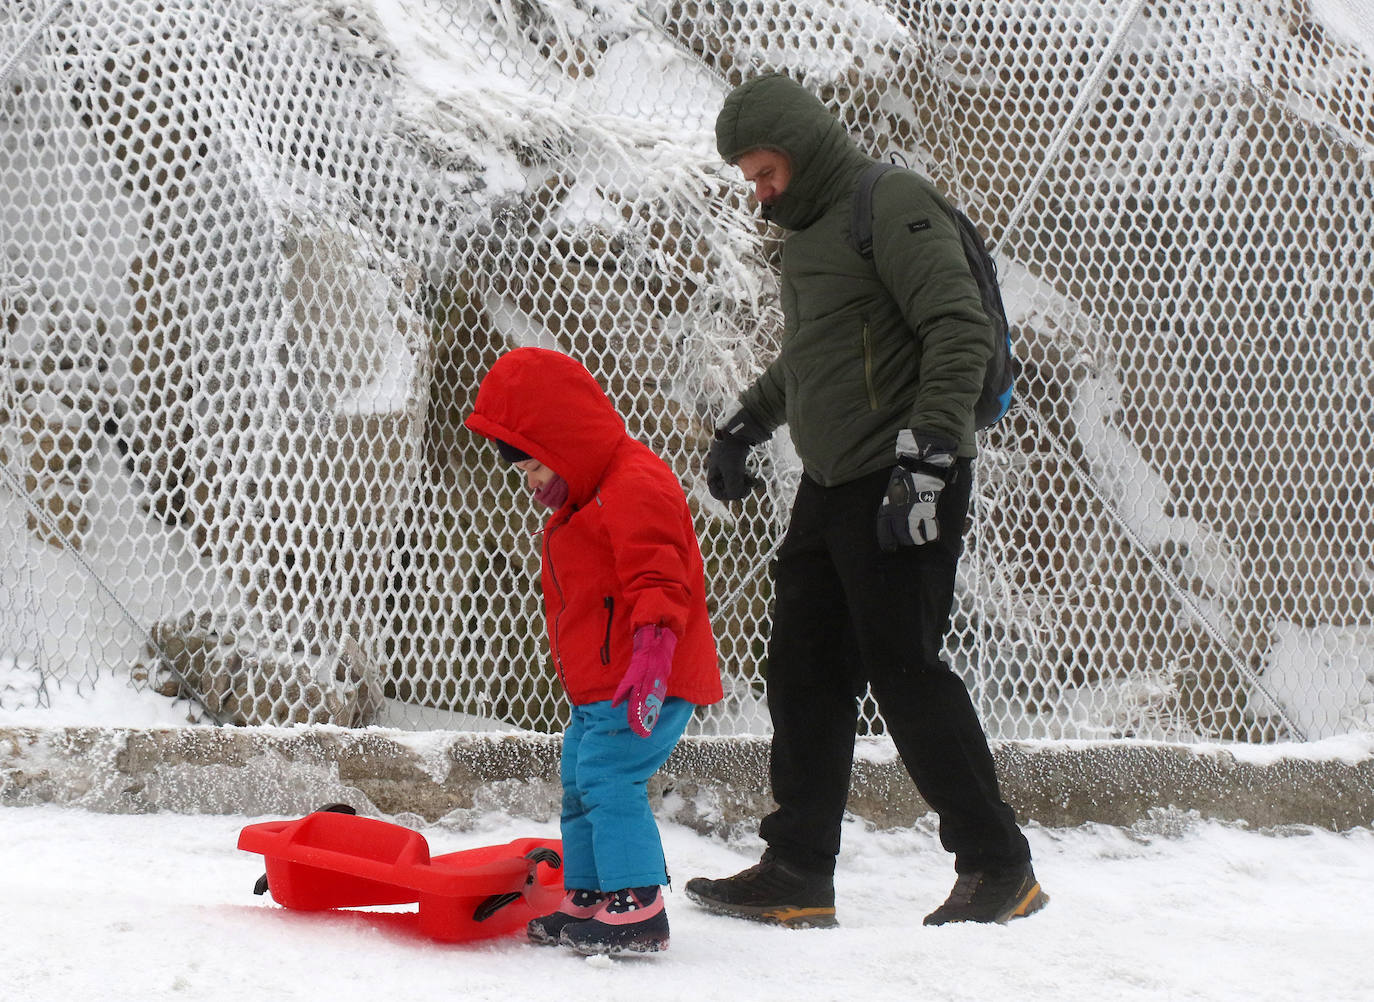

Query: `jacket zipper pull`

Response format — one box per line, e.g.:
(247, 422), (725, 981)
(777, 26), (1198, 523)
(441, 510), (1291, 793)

(600, 596), (614, 665)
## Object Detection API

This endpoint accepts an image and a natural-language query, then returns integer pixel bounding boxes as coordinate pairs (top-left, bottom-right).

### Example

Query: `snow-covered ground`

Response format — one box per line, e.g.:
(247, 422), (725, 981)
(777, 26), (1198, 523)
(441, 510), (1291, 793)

(4, 803), (1372, 1002)
(4, 5), (1373, 998)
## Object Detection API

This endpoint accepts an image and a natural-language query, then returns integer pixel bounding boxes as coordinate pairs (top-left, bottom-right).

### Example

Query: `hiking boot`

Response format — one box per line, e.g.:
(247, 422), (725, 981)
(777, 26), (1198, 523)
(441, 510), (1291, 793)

(923, 863), (1048, 926)
(559, 886), (670, 956)
(683, 851), (837, 928)
(527, 888), (606, 946)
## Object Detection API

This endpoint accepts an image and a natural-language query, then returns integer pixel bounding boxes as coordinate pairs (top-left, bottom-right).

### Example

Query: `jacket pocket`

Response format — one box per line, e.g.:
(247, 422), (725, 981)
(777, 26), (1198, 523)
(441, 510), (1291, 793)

(600, 596), (614, 665)
(861, 321), (879, 411)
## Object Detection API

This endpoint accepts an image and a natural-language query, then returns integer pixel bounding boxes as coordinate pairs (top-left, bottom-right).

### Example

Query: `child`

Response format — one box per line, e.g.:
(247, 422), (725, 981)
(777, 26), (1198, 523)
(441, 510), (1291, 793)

(465, 347), (724, 956)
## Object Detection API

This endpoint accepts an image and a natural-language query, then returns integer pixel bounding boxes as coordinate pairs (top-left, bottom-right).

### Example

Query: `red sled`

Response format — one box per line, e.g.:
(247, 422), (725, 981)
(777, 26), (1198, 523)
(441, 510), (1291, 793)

(237, 808), (564, 943)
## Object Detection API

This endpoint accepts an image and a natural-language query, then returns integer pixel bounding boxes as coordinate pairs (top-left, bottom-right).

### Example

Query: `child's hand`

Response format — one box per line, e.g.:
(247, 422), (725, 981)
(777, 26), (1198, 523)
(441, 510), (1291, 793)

(612, 625), (677, 737)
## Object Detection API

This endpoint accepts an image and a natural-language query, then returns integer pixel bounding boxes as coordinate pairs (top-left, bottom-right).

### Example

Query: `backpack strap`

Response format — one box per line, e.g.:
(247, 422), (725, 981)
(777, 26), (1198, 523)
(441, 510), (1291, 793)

(846, 158), (1019, 431)
(848, 162), (900, 260)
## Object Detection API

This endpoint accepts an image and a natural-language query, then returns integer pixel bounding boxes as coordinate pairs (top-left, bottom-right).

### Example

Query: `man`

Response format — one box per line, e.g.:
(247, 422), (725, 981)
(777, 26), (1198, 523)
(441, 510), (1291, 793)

(684, 73), (1046, 928)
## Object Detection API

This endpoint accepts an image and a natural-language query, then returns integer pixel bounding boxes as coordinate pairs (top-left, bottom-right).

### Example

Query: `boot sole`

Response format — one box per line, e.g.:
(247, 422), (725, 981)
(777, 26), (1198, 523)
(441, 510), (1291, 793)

(924, 878), (1049, 926)
(684, 888), (838, 929)
(529, 917), (594, 946)
(997, 883), (1049, 924)
(563, 934), (669, 957)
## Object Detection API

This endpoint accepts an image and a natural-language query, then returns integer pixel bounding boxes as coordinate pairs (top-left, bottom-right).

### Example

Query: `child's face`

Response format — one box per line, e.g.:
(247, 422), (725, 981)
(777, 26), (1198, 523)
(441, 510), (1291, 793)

(513, 458), (557, 493)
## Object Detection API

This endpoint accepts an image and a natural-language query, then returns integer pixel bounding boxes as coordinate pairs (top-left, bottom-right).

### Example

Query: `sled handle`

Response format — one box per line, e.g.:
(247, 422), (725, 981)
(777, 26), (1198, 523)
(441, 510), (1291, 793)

(471, 846), (564, 922)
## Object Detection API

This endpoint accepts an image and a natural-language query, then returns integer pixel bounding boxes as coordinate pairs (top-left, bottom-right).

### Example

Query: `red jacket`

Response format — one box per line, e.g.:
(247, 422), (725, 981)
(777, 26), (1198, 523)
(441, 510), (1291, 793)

(466, 348), (723, 708)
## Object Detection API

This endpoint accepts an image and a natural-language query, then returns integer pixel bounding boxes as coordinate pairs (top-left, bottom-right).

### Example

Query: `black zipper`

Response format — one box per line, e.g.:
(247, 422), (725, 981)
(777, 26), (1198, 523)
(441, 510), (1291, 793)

(862, 321), (878, 410)
(600, 596), (614, 665)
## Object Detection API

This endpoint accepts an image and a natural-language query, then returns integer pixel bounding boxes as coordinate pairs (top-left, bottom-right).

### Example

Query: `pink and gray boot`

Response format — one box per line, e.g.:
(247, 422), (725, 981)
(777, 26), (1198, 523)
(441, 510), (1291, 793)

(559, 886), (669, 955)
(527, 888), (606, 945)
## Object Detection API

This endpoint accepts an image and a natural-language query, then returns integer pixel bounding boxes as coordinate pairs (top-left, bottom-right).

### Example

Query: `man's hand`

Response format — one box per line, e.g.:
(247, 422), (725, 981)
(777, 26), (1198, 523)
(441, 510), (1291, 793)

(876, 432), (955, 552)
(706, 408), (770, 501)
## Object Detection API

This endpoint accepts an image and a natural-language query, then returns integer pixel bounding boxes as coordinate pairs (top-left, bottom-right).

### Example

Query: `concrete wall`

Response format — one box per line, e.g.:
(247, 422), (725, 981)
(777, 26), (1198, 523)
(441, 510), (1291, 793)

(2, 726), (1372, 833)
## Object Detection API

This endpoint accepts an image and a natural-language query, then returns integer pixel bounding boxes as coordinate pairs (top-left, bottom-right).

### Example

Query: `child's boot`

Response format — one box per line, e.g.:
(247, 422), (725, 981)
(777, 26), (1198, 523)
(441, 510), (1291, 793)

(527, 888), (606, 945)
(559, 885), (669, 956)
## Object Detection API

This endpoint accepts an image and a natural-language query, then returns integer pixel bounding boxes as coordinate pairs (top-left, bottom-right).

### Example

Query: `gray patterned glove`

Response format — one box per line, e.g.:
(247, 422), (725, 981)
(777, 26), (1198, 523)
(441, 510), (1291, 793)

(876, 431), (955, 552)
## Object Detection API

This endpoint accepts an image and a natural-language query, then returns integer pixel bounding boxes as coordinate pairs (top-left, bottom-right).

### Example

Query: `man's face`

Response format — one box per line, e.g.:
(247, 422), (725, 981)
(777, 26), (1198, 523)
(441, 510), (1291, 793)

(513, 458), (557, 493)
(734, 149), (791, 209)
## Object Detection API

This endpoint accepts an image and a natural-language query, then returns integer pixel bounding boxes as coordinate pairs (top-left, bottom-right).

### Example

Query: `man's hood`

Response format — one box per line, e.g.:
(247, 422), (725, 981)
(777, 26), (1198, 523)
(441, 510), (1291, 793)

(465, 347), (626, 506)
(715, 73), (871, 231)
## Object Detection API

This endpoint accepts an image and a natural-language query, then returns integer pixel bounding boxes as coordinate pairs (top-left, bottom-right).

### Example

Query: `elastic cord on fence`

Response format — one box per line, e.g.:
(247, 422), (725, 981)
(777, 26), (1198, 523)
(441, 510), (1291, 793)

(990, 0), (1150, 258)
(1013, 401), (1306, 742)
(0, 457), (225, 725)
(1, 0), (219, 722)
(0, 0), (74, 93)
(968, 0), (1302, 740)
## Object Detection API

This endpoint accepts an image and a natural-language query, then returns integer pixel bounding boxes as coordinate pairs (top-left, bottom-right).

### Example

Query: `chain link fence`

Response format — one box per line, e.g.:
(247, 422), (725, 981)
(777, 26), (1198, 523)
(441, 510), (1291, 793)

(2, 0), (1372, 741)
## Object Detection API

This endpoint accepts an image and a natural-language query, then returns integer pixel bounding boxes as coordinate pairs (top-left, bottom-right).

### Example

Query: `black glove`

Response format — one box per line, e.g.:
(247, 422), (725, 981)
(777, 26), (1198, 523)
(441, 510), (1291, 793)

(706, 408), (770, 501)
(876, 432), (956, 552)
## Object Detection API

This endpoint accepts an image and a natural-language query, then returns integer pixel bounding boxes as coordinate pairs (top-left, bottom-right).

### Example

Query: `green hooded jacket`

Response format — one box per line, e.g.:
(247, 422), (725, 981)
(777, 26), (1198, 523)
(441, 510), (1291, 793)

(716, 74), (993, 483)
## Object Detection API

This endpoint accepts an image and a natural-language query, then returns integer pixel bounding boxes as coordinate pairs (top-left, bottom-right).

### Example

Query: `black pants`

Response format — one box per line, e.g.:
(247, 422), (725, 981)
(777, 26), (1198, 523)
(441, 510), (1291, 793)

(759, 463), (1030, 875)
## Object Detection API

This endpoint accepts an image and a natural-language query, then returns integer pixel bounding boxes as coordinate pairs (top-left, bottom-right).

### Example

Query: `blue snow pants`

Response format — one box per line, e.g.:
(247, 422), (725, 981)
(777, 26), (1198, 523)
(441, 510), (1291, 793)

(559, 697), (693, 892)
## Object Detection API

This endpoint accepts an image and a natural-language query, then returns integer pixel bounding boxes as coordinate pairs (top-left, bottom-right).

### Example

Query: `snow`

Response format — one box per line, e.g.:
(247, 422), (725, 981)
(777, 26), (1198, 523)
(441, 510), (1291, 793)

(3, 803), (1372, 1002)
(1312, 0), (1374, 65)
(4, 4), (1374, 995)
(1252, 622), (1374, 739)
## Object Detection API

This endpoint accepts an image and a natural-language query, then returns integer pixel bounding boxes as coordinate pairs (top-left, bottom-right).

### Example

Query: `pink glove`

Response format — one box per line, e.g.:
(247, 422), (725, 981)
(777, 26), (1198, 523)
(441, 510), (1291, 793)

(612, 625), (676, 737)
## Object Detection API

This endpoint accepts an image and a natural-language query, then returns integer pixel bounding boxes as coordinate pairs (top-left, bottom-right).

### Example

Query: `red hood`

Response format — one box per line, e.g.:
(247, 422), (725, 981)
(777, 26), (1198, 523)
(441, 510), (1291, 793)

(465, 348), (626, 505)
